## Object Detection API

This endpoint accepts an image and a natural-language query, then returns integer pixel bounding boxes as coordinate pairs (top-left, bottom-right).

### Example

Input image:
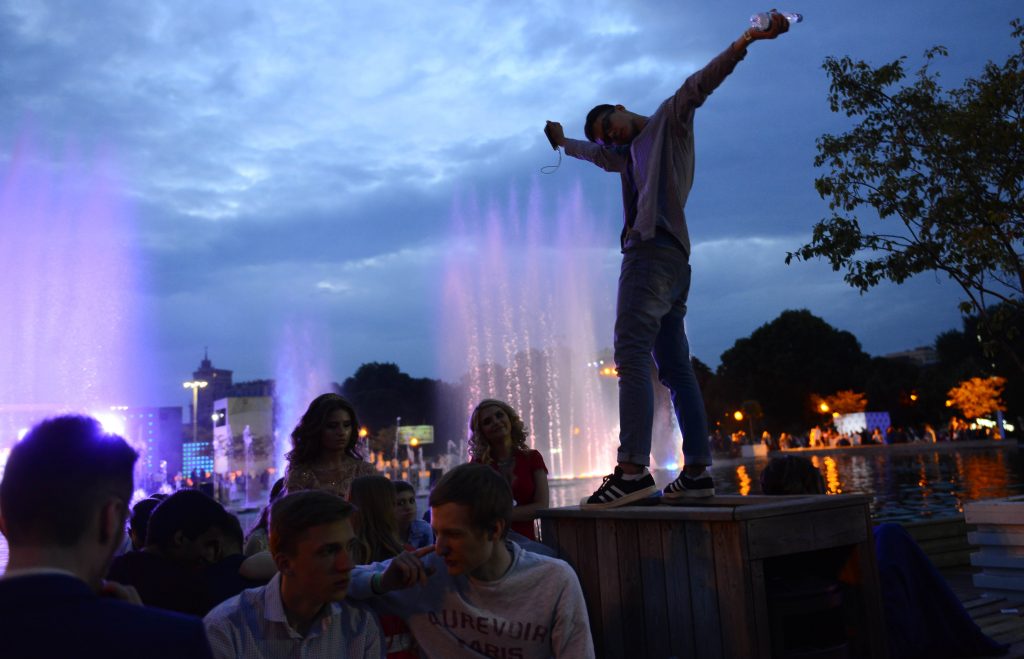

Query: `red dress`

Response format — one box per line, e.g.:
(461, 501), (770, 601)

(487, 449), (548, 540)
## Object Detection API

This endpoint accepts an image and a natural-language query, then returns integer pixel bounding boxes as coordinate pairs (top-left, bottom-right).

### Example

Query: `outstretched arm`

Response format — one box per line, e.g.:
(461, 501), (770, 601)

(672, 11), (791, 117)
(545, 121), (629, 173)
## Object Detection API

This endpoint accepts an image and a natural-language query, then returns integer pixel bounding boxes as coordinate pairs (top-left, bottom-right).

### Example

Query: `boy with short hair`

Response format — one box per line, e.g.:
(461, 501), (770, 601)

(350, 463), (594, 658)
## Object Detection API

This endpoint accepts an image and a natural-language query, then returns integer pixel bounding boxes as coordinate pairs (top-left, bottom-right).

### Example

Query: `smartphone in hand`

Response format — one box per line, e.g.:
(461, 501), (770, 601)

(544, 122), (560, 150)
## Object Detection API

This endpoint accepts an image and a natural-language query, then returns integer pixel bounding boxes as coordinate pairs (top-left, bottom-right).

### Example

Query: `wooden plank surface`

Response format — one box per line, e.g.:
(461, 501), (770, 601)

(712, 522), (756, 658)
(748, 558), (772, 657)
(561, 517), (604, 652)
(536, 494), (872, 523)
(595, 518), (624, 659)
(661, 520), (696, 659)
(970, 529), (1024, 546)
(971, 550), (1024, 570)
(745, 506), (868, 559)
(965, 498), (1024, 525)
(614, 520), (646, 659)
(637, 521), (670, 659)
(687, 521), (724, 659)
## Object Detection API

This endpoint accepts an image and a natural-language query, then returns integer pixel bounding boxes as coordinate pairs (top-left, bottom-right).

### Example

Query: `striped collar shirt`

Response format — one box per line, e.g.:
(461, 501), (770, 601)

(203, 573), (383, 659)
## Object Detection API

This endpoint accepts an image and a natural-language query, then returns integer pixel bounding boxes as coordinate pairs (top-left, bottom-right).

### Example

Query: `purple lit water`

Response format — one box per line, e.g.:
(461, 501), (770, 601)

(0, 138), (159, 570)
(273, 321), (336, 473)
(0, 139), (156, 454)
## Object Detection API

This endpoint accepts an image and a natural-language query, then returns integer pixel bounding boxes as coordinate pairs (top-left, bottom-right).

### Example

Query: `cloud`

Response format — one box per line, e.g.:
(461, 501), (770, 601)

(0, 0), (1018, 407)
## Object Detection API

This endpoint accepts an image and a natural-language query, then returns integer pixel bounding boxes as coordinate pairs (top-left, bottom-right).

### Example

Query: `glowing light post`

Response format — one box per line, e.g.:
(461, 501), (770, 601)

(734, 409), (754, 444)
(183, 380), (209, 444)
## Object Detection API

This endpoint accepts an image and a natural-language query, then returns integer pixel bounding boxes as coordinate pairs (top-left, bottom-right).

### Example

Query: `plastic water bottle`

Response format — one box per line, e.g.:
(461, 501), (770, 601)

(749, 11), (802, 31)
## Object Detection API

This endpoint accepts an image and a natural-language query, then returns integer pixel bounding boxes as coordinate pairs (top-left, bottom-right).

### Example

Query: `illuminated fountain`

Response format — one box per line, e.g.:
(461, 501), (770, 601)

(0, 138), (154, 460)
(273, 321), (335, 474)
(440, 183), (679, 478)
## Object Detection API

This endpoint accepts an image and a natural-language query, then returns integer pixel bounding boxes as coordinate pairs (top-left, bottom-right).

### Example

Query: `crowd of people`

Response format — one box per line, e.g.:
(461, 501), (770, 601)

(3, 397), (1007, 658)
(0, 391), (589, 659)
(709, 418), (1002, 457)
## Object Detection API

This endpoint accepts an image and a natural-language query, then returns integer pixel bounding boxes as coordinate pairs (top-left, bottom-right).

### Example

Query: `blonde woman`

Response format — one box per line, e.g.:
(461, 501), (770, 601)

(468, 399), (549, 541)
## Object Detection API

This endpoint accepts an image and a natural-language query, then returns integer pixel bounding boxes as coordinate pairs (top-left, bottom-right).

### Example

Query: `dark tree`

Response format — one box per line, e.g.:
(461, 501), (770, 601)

(717, 310), (871, 431)
(788, 20), (1024, 374)
(339, 362), (458, 459)
(863, 356), (925, 427)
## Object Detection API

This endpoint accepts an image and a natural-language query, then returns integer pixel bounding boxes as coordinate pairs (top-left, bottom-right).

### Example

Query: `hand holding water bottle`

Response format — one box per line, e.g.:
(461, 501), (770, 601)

(744, 9), (795, 42)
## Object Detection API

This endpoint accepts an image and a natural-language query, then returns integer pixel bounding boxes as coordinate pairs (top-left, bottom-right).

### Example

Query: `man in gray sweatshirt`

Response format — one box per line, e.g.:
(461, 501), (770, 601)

(349, 463), (595, 658)
(544, 15), (791, 508)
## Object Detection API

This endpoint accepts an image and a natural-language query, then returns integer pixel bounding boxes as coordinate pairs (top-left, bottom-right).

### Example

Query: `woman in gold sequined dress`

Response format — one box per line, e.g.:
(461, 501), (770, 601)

(283, 393), (377, 498)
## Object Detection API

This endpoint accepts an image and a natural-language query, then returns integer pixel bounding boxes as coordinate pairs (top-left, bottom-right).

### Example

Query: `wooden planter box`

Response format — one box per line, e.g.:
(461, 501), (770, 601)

(539, 495), (887, 659)
(965, 496), (1024, 603)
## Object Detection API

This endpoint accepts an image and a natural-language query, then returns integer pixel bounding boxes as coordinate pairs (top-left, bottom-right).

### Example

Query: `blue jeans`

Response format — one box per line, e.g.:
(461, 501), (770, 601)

(614, 233), (710, 468)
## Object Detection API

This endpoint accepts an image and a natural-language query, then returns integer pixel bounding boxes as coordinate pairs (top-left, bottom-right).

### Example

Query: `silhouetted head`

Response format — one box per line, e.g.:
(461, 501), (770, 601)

(760, 455), (826, 496)
(128, 497), (162, 550)
(146, 489), (230, 567)
(0, 415), (137, 586)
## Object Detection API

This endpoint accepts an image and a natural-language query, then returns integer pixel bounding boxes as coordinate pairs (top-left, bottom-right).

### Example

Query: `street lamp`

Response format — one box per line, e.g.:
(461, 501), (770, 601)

(183, 380), (208, 444)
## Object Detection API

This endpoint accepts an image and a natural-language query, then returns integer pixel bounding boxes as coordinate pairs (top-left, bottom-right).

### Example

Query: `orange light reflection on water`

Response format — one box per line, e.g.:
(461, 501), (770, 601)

(823, 456), (841, 494)
(736, 465), (751, 496)
(958, 451), (1012, 512)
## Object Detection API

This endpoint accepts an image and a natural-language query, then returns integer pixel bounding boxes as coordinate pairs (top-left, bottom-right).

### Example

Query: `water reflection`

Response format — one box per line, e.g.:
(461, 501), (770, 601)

(736, 465), (751, 496)
(548, 446), (1023, 524)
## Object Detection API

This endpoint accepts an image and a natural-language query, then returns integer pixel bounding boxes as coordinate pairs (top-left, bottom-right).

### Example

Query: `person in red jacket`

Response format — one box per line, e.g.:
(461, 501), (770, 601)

(468, 399), (550, 541)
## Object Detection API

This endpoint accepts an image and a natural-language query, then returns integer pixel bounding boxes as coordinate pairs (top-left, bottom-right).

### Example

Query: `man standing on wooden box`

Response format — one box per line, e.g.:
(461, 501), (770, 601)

(543, 15), (791, 508)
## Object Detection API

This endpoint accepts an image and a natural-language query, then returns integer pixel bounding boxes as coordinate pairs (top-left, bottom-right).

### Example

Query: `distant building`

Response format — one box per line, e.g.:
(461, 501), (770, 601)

(212, 396), (276, 504)
(228, 379), (275, 399)
(191, 349), (233, 436)
(882, 346), (939, 367)
(227, 379), (279, 433)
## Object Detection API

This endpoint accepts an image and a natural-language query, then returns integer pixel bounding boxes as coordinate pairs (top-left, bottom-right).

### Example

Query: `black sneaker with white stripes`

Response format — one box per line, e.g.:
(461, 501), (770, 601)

(662, 469), (715, 500)
(580, 466), (658, 509)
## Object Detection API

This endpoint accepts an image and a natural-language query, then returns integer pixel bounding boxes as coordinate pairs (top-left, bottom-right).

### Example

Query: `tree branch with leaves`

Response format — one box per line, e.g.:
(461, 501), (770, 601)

(788, 19), (1024, 374)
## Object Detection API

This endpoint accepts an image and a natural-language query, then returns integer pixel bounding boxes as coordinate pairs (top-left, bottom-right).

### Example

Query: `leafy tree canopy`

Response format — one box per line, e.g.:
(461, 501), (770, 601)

(788, 20), (1024, 373)
(718, 309), (870, 431)
(821, 390), (868, 415)
(947, 376), (1007, 419)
